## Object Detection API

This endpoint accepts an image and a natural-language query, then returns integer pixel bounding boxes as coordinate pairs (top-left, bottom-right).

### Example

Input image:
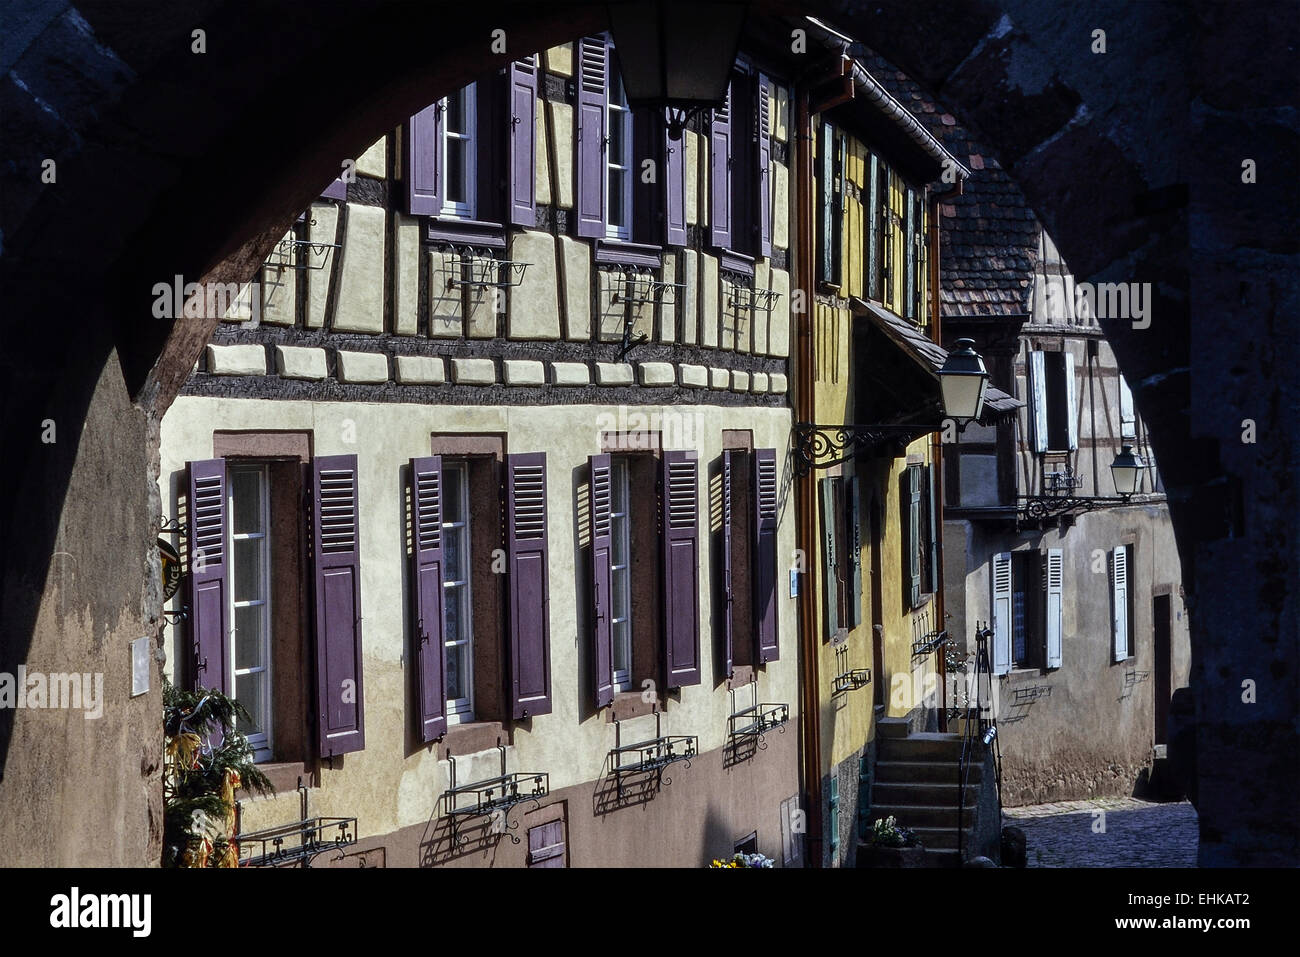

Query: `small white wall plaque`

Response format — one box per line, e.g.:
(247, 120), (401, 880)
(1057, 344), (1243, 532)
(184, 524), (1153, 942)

(789, 569), (800, 599)
(131, 636), (151, 697)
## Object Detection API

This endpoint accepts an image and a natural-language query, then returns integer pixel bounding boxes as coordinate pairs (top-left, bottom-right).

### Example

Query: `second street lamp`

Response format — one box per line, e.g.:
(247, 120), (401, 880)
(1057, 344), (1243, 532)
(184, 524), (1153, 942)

(1111, 444), (1145, 500)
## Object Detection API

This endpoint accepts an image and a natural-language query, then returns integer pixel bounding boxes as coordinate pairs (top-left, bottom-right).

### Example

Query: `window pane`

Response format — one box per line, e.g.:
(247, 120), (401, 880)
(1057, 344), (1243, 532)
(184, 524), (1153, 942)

(234, 605), (265, 670)
(230, 469), (262, 534)
(447, 140), (466, 204)
(445, 586), (462, 643)
(612, 569), (628, 621)
(612, 620), (629, 674)
(444, 467), (464, 522)
(235, 671), (265, 736)
(609, 113), (625, 161)
(233, 536), (263, 603)
(446, 641), (465, 701)
(445, 90), (467, 135)
(445, 526), (463, 581)
(609, 170), (624, 226)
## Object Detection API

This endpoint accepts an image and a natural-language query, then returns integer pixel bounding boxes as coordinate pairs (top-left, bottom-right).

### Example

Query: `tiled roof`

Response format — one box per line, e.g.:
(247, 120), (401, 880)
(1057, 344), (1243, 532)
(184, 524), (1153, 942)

(857, 50), (1040, 319)
(849, 298), (1022, 418)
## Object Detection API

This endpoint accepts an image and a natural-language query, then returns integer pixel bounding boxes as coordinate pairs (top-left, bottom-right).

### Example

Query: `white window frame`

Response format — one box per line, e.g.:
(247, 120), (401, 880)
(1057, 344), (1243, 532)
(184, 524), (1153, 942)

(605, 67), (633, 240)
(442, 462), (475, 723)
(609, 457), (633, 692)
(227, 463), (272, 762)
(440, 83), (478, 220)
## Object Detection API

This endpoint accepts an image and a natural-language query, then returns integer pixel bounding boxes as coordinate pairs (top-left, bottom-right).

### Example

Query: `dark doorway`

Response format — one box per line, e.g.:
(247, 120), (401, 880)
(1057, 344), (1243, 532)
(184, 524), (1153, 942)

(870, 500), (885, 710)
(1153, 594), (1172, 745)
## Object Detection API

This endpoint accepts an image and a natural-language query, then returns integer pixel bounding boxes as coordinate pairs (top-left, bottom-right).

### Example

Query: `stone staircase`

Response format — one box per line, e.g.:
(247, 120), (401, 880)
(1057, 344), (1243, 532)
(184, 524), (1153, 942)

(869, 722), (980, 868)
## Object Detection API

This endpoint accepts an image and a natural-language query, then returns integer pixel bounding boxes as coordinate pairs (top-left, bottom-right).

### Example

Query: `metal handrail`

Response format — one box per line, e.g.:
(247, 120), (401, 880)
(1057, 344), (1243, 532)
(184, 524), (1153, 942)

(956, 625), (1002, 863)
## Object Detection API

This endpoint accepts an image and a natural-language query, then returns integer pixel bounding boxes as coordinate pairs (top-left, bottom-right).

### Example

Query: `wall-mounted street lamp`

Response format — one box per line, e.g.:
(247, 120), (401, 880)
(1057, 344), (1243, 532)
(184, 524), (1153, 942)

(606, 1), (748, 138)
(937, 338), (990, 424)
(1110, 444), (1144, 500)
(1018, 445), (1148, 522)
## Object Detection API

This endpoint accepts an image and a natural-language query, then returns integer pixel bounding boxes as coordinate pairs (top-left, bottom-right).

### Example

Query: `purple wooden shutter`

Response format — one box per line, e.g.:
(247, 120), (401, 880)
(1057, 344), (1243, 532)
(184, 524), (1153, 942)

(507, 452), (552, 718)
(411, 456), (447, 743)
(589, 454), (615, 707)
(312, 454), (366, 757)
(508, 56), (538, 226)
(720, 451), (735, 678)
(407, 101), (443, 217)
(575, 36), (608, 239)
(710, 81), (733, 250)
(664, 110), (687, 246)
(757, 73), (773, 258)
(752, 448), (780, 663)
(662, 450), (701, 688)
(187, 458), (230, 695)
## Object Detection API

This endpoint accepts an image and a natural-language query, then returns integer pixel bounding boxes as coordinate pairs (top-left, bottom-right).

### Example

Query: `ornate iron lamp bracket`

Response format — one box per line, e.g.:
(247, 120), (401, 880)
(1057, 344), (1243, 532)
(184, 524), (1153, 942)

(793, 422), (936, 475)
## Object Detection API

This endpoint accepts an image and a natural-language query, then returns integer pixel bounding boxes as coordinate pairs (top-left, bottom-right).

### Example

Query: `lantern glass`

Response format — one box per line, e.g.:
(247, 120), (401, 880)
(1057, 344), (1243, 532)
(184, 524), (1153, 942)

(938, 338), (990, 422)
(1110, 444), (1144, 497)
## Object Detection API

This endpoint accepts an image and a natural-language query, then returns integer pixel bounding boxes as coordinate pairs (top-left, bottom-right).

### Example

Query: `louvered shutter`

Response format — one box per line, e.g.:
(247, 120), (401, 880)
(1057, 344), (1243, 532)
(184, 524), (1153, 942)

(576, 36), (608, 239)
(187, 459), (230, 694)
(819, 477), (839, 640)
(1119, 375), (1136, 440)
(866, 154), (880, 299)
(1064, 351), (1079, 451)
(757, 73), (773, 258)
(407, 101), (443, 217)
(664, 109), (688, 246)
(410, 457), (447, 742)
(907, 466), (922, 609)
(904, 188), (916, 320)
(589, 454), (614, 707)
(710, 81), (733, 250)
(1112, 545), (1129, 662)
(507, 453), (552, 718)
(753, 449), (780, 663)
(1045, 548), (1063, 669)
(844, 474), (862, 630)
(662, 450), (701, 688)
(926, 464), (941, 595)
(991, 552), (1012, 676)
(508, 56), (539, 226)
(720, 450), (735, 677)
(818, 121), (834, 284)
(1028, 350), (1048, 453)
(312, 454), (365, 757)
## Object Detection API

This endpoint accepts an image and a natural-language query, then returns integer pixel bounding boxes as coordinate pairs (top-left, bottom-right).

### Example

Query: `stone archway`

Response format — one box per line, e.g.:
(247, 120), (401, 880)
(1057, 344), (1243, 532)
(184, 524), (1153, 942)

(1, 0), (1294, 865)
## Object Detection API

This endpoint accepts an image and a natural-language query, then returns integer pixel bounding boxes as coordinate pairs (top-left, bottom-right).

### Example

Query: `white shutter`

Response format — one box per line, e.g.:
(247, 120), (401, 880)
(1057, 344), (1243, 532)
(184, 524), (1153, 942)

(1044, 548), (1063, 669)
(1119, 374), (1136, 440)
(1028, 350), (1048, 453)
(1064, 351), (1078, 451)
(1112, 545), (1129, 662)
(991, 552), (1012, 676)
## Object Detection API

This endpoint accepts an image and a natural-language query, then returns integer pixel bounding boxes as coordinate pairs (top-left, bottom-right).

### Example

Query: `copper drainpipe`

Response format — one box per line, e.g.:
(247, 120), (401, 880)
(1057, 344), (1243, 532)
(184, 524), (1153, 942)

(794, 80), (824, 867)
(929, 178), (960, 731)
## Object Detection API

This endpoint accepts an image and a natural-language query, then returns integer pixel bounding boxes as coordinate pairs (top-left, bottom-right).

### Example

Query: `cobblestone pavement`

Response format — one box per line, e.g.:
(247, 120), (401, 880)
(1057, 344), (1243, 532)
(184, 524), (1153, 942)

(1002, 797), (1198, 867)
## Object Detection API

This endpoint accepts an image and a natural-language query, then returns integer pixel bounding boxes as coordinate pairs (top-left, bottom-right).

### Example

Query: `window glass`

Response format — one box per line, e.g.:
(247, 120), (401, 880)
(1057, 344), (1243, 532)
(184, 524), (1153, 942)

(610, 457), (632, 690)
(441, 84), (477, 217)
(442, 462), (474, 720)
(227, 463), (271, 759)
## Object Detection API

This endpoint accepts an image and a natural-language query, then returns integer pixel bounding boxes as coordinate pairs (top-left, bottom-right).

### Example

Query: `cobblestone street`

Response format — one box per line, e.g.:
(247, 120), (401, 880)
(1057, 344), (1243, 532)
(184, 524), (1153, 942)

(1003, 798), (1199, 867)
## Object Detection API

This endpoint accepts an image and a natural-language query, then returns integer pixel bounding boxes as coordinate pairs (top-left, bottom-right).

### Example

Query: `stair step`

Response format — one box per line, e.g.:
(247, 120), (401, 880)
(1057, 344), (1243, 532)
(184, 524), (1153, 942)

(870, 803), (970, 829)
(872, 781), (978, 807)
(874, 760), (982, 784)
(924, 848), (963, 868)
(878, 733), (966, 761)
(911, 825), (973, 850)
(876, 717), (913, 739)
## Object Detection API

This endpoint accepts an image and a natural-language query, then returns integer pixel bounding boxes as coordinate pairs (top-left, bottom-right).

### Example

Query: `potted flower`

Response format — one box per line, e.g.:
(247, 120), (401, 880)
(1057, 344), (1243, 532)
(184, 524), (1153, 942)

(709, 851), (776, 868)
(856, 815), (926, 868)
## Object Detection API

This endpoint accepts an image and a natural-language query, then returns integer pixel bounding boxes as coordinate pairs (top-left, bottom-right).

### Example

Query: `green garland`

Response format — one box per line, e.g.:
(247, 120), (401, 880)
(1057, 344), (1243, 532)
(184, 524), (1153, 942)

(162, 677), (273, 867)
